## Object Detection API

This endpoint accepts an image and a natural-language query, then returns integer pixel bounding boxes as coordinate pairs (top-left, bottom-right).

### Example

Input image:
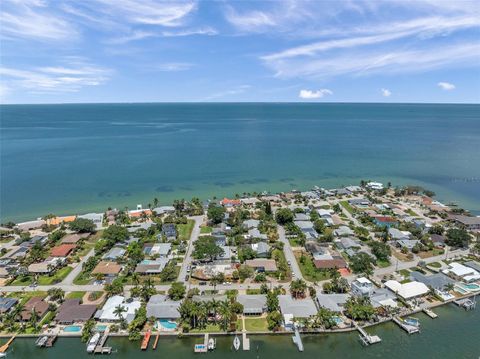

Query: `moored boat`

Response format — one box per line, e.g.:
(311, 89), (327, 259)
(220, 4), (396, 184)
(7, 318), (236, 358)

(207, 338), (216, 351)
(233, 336), (240, 351)
(86, 333), (100, 353)
(35, 336), (48, 347)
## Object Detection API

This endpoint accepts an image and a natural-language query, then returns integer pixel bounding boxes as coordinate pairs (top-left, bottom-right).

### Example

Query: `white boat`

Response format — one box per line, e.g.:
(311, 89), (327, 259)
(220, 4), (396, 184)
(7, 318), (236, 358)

(35, 336), (48, 347)
(207, 338), (216, 350)
(86, 333), (101, 353)
(0, 353), (6, 358)
(233, 336), (240, 351)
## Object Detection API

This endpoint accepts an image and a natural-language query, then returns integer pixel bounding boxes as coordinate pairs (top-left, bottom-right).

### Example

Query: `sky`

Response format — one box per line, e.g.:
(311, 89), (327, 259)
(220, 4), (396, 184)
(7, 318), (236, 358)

(0, 0), (479, 104)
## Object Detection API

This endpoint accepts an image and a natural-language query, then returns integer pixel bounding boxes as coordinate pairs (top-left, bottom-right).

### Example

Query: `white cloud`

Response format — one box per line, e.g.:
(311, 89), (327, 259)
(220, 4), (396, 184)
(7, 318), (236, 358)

(153, 63), (194, 72)
(381, 88), (391, 97)
(0, 59), (111, 93)
(299, 89), (332, 99)
(224, 7), (276, 31)
(438, 82), (456, 90)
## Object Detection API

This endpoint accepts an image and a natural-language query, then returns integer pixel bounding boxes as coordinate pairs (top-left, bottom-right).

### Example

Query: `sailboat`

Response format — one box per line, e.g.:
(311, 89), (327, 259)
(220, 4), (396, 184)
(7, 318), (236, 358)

(233, 336), (240, 351)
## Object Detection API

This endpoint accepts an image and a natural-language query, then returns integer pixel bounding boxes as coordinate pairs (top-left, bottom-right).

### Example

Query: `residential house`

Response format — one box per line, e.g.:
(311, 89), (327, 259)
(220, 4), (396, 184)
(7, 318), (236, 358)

(28, 257), (65, 274)
(50, 244), (76, 257)
(220, 198), (241, 208)
(251, 242), (270, 258)
(91, 261), (122, 277)
(102, 247), (126, 261)
(77, 213), (104, 229)
(430, 234), (446, 247)
(247, 228), (268, 241)
(452, 215), (480, 230)
(46, 216), (76, 226)
(2, 246), (28, 260)
(366, 182), (384, 190)
(351, 277), (374, 297)
(54, 299), (97, 324)
(334, 226), (354, 237)
(0, 297), (18, 313)
(396, 239), (420, 250)
(389, 228), (411, 241)
(152, 206), (175, 216)
(21, 297), (49, 321)
(384, 280), (430, 300)
(162, 223), (177, 241)
(335, 237), (362, 251)
(242, 219), (260, 229)
(294, 213), (310, 221)
(146, 294), (181, 321)
(442, 262), (480, 283)
(348, 198), (371, 208)
(278, 295), (317, 330)
(237, 295), (267, 315)
(315, 293), (349, 312)
(373, 216), (398, 228)
(245, 259), (277, 272)
(60, 233), (89, 244)
(409, 271), (455, 292)
(95, 295), (141, 324)
(15, 220), (46, 231)
(135, 258), (169, 274)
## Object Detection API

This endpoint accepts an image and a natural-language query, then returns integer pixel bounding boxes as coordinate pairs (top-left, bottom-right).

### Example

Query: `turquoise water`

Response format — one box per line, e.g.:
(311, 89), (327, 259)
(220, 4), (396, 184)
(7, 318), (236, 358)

(4, 304), (480, 358)
(158, 319), (178, 330)
(1, 103), (479, 222)
(63, 325), (82, 333)
(96, 325), (108, 332)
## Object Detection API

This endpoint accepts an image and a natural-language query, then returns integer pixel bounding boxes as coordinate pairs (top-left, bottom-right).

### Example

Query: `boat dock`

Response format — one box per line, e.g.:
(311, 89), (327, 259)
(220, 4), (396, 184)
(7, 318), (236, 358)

(242, 332), (250, 351)
(45, 335), (57, 347)
(141, 330), (151, 350)
(292, 326), (304, 352)
(0, 336), (15, 353)
(423, 308), (438, 318)
(393, 317), (420, 334)
(94, 328), (112, 354)
(355, 323), (381, 346)
(454, 298), (476, 311)
(194, 334), (208, 353)
(153, 334), (159, 350)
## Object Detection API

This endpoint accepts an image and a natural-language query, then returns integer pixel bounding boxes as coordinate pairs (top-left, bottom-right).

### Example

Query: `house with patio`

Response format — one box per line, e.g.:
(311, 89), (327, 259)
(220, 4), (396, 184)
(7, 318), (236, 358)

(55, 299), (97, 324)
(245, 259), (277, 273)
(162, 223), (177, 241)
(95, 295), (141, 324)
(442, 262), (480, 283)
(315, 293), (349, 312)
(251, 242), (270, 258)
(351, 277), (375, 297)
(146, 295), (181, 325)
(278, 295), (317, 330)
(384, 280), (430, 300)
(20, 297), (49, 322)
(237, 294), (267, 315)
(0, 297), (18, 314)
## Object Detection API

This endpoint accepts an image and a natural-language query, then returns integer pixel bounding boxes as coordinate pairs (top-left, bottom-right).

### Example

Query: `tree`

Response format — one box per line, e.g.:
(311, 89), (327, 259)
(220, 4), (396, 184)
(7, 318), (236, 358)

(314, 219), (325, 234)
(192, 236), (224, 261)
(218, 300), (232, 331)
(344, 296), (375, 321)
(47, 288), (65, 302)
(141, 277), (156, 301)
(105, 278), (124, 297)
(312, 307), (336, 329)
(370, 241), (391, 262)
(275, 208), (294, 225)
(429, 225), (444, 235)
(103, 225), (129, 246)
(290, 279), (307, 299)
(445, 228), (470, 248)
(160, 262), (178, 282)
(267, 310), (282, 331)
(266, 290), (279, 312)
(350, 252), (374, 276)
(168, 282), (186, 301)
(113, 304), (127, 329)
(207, 205), (226, 225)
(127, 241), (144, 263)
(69, 218), (96, 233)
(81, 319), (96, 342)
(30, 308), (39, 332)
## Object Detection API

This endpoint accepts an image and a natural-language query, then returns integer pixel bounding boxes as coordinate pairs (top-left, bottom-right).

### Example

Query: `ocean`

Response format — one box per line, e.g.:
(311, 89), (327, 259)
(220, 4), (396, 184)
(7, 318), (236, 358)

(1, 103), (479, 222)
(4, 304), (480, 358)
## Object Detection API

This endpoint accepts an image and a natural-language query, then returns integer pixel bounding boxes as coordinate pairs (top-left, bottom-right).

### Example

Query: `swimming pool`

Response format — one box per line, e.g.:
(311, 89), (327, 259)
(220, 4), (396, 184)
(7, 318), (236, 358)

(332, 316), (343, 325)
(458, 283), (480, 292)
(96, 325), (108, 332)
(158, 319), (178, 330)
(64, 325), (82, 332)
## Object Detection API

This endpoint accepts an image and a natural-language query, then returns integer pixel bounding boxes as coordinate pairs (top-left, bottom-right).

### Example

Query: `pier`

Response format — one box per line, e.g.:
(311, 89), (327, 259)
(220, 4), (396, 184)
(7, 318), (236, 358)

(194, 334), (208, 353)
(0, 336), (15, 353)
(242, 332), (250, 351)
(45, 335), (57, 347)
(141, 330), (151, 350)
(393, 317), (420, 334)
(454, 298), (476, 311)
(153, 334), (159, 350)
(423, 308), (438, 318)
(354, 323), (381, 346)
(94, 328), (112, 354)
(292, 326), (304, 352)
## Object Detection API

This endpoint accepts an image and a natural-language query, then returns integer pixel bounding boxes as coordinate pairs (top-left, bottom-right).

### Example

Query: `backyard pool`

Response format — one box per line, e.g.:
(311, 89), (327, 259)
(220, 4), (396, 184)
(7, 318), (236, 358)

(96, 325), (108, 332)
(460, 283), (480, 291)
(63, 325), (82, 332)
(158, 319), (178, 330)
(332, 316), (343, 325)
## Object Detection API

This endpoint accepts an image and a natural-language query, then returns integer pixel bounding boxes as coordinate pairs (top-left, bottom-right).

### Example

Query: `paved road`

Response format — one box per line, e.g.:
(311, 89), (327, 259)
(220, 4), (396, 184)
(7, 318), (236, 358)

(62, 248), (96, 285)
(177, 215), (204, 282)
(277, 225), (304, 281)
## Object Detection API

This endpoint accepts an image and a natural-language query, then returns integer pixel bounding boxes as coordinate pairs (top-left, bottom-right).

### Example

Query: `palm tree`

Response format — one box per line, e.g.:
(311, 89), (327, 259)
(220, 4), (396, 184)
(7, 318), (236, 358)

(218, 301), (231, 331)
(113, 304), (127, 329)
(197, 305), (208, 329)
(30, 307), (39, 332)
(153, 198), (159, 208)
(444, 283), (455, 293)
(14, 303), (26, 332)
(290, 279), (307, 299)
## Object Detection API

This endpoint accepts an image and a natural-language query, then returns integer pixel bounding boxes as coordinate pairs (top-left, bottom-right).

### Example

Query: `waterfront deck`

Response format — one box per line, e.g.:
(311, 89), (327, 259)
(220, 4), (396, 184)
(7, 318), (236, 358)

(393, 317), (420, 334)
(141, 330), (151, 350)
(194, 334), (208, 353)
(354, 323), (381, 346)
(292, 327), (304, 352)
(242, 332), (250, 351)
(454, 298), (476, 311)
(423, 308), (438, 318)
(0, 336), (15, 353)
(45, 335), (57, 347)
(94, 328), (111, 354)
(153, 334), (159, 350)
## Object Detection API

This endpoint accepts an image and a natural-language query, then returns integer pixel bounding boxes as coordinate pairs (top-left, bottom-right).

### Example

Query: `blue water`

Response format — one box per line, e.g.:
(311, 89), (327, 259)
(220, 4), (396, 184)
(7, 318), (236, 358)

(1, 103), (479, 222)
(63, 325), (82, 332)
(158, 319), (178, 330)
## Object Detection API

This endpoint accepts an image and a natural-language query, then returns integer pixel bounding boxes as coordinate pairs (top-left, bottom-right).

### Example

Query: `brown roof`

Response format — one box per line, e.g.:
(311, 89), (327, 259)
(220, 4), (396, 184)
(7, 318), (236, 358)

(50, 244), (76, 257)
(55, 299), (96, 324)
(245, 259), (278, 272)
(313, 257), (348, 269)
(61, 233), (89, 244)
(92, 261), (122, 275)
(21, 297), (49, 321)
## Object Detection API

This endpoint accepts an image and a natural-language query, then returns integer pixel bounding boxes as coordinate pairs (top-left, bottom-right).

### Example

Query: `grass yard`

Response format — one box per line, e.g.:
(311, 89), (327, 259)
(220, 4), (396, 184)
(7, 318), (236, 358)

(190, 323), (222, 333)
(417, 248), (444, 259)
(37, 266), (73, 285)
(339, 201), (355, 214)
(288, 237), (304, 247)
(398, 269), (411, 278)
(178, 219), (195, 242)
(428, 261), (442, 268)
(244, 317), (268, 332)
(294, 251), (330, 282)
(9, 275), (33, 286)
(9, 291), (47, 305)
(405, 209), (419, 217)
(392, 250), (413, 262)
(200, 226), (212, 234)
(246, 289), (261, 295)
(73, 271), (93, 285)
(66, 291), (86, 300)
(376, 260), (391, 268)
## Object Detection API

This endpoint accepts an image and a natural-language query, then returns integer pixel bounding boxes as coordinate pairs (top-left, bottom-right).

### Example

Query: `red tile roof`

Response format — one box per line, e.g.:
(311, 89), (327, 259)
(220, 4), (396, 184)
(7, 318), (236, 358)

(313, 258), (348, 269)
(50, 244), (76, 257)
(221, 198), (241, 206)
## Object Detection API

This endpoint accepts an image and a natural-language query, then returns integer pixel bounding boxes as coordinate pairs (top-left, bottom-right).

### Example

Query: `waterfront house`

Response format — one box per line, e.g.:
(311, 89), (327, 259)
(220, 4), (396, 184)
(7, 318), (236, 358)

(162, 223), (177, 241)
(245, 259), (277, 272)
(54, 299), (96, 324)
(278, 295), (317, 330)
(237, 294), (267, 315)
(315, 293), (349, 312)
(77, 212), (104, 229)
(351, 277), (374, 297)
(451, 215), (480, 230)
(220, 198), (241, 208)
(92, 261), (122, 277)
(146, 294), (181, 321)
(128, 209), (152, 219)
(20, 297), (49, 321)
(135, 258), (169, 274)
(46, 216), (76, 226)
(251, 242), (270, 258)
(442, 262), (480, 283)
(370, 288), (398, 308)
(366, 182), (384, 190)
(50, 244), (76, 257)
(15, 220), (46, 231)
(152, 206), (175, 216)
(384, 280), (429, 300)
(95, 295), (141, 324)
(0, 297), (18, 313)
(102, 247), (126, 261)
(409, 271), (455, 292)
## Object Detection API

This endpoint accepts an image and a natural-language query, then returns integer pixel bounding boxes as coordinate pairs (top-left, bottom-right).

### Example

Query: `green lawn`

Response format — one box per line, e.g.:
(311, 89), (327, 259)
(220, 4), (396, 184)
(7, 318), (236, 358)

(428, 261), (442, 268)
(295, 251), (330, 282)
(405, 209), (419, 217)
(178, 219), (195, 242)
(200, 226), (212, 234)
(288, 237), (304, 247)
(244, 317), (268, 332)
(73, 271), (93, 285)
(9, 291), (47, 305)
(339, 201), (355, 214)
(37, 266), (73, 285)
(398, 269), (410, 278)
(246, 289), (261, 295)
(66, 291), (86, 300)
(40, 311), (55, 326)
(190, 323), (222, 333)
(9, 275), (33, 286)
(376, 260), (391, 268)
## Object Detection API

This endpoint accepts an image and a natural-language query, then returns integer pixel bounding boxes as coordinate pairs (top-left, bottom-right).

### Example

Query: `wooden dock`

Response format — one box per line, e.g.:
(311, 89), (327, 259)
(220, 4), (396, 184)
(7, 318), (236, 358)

(292, 327), (304, 352)
(194, 334), (208, 353)
(393, 317), (420, 334)
(94, 328), (112, 354)
(423, 308), (438, 318)
(242, 332), (250, 351)
(153, 334), (159, 350)
(141, 330), (151, 350)
(355, 323), (381, 346)
(45, 335), (57, 347)
(0, 336), (15, 353)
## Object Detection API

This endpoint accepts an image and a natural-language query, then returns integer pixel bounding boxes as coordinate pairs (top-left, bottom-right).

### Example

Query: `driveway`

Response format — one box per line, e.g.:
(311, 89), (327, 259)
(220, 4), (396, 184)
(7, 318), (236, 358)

(277, 225), (304, 281)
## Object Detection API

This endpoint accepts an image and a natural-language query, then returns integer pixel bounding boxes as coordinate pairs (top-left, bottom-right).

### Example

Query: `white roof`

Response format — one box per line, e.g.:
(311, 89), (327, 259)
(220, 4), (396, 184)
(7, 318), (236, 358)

(96, 295), (141, 323)
(443, 262), (479, 277)
(356, 277), (372, 284)
(384, 280), (429, 299)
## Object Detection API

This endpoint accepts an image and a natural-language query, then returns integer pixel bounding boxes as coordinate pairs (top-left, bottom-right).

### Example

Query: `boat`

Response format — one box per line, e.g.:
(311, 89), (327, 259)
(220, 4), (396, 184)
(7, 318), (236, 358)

(233, 336), (240, 351)
(141, 330), (151, 350)
(207, 338), (216, 350)
(86, 333), (101, 353)
(403, 317), (420, 327)
(35, 336), (48, 347)
(0, 353), (6, 358)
